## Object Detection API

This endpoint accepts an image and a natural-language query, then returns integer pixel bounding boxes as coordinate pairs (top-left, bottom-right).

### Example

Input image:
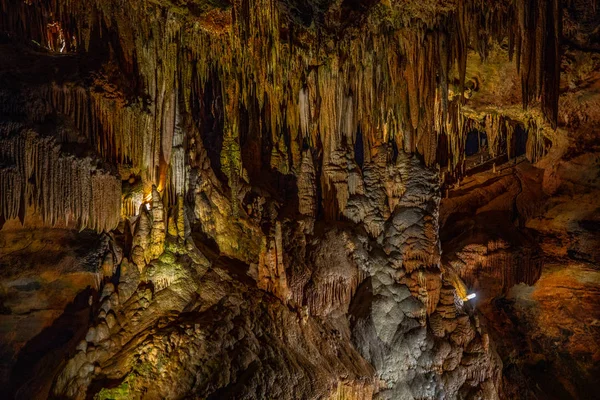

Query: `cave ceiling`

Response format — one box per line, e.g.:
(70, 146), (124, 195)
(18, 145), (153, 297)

(0, 0), (599, 399)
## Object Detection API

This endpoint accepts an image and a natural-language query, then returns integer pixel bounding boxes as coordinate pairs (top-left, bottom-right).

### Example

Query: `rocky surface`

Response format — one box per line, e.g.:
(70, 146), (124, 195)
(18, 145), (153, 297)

(499, 262), (600, 399)
(0, 0), (598, 399)
(440, 106), (600, 398)
(435, 3), (600, 395)
(0, 216), (113, 394)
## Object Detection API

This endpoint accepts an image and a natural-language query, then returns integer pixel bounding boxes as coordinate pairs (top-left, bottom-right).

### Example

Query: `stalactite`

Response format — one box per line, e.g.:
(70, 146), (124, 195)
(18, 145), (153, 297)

(168, 103), (186, 205)
(298, 87), (311, 141)
(485, 114), (503, 157)
(525, 117), (548, 162)
(305, 274), (365, 316)
(505, 119), (516, 159)
(1, 0), (563, 221)
(455, 241), (543, 293)
(515, 0), (562, 128)
(329, 381), (374, 400)
(122, 190), (143, 218)
(0, 167), (22, 223)
(0, 128), (120, 232)
(41, 83), (158, 184)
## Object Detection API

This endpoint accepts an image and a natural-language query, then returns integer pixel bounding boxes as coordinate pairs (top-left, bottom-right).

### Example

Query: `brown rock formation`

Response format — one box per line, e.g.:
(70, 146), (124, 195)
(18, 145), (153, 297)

(0, 0), (598, 399)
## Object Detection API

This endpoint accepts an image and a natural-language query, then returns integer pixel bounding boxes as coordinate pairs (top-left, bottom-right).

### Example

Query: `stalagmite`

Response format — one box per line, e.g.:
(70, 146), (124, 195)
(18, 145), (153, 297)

(147, 186), (166, 262)
(131, 207), (152, 271)
(297, 150), (317, 218)
(1, 0), (581, 398)
(258, 221), (290, 303)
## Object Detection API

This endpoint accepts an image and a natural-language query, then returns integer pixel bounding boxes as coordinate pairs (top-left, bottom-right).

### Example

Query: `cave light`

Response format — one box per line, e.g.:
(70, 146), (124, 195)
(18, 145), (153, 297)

(463, 293), (477, 301)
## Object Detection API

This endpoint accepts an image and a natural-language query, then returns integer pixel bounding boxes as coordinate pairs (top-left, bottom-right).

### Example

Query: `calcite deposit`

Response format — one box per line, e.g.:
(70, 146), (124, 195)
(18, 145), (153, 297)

(0, 0), (598, 399)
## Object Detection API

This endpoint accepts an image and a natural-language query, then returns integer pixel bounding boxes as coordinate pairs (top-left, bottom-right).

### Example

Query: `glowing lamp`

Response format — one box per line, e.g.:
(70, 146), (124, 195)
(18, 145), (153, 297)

(463, 293), (476, 301)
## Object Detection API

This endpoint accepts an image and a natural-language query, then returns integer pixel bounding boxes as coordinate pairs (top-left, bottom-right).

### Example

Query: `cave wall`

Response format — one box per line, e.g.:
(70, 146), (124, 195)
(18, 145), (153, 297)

(0, 0), (598, 399)
(438, 2), (600, 395)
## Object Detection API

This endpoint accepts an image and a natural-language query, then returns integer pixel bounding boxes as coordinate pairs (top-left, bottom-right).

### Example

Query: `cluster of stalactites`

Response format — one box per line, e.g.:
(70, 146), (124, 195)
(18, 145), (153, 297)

(454, 0), (562, 128)
(42, 82), (189, 206)
(198, 0), (561, 170)
(0, 128), (121, 232)
(511, 0), (562, 129)
(455, 240), (543, 292)
(0, 0), (562, 185)
(43, 84), (161, 187)
(486, 113), (547, 163)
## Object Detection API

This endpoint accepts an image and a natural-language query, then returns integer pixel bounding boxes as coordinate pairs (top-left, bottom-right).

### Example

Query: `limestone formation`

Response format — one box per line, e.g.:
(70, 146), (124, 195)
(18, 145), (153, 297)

(0, 1), (598, 399)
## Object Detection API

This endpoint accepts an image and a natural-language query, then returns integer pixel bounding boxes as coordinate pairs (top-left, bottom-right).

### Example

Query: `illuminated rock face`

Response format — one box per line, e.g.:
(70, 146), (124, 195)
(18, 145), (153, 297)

(0, 0), (599, 399)
(348, 151), (501, 399)
(440, 103), (600, 397)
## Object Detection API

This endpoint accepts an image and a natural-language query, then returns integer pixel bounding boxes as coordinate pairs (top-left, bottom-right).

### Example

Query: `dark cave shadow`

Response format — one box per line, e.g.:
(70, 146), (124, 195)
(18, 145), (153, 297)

(348, 277), (373, 328)
(8, 287), (95, 400)
(190, 229), (255, 287)
(494, 296), (600, 400)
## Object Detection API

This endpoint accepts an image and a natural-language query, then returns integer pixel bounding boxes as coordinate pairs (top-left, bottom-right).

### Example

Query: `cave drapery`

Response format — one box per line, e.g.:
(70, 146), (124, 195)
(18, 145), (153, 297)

(0, 0), (599, 399)
(1, 0), (563, 230)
